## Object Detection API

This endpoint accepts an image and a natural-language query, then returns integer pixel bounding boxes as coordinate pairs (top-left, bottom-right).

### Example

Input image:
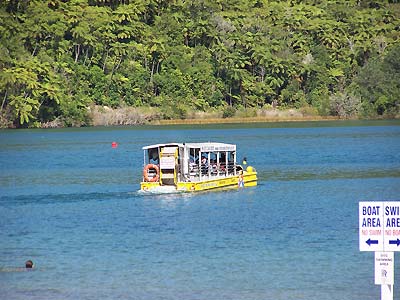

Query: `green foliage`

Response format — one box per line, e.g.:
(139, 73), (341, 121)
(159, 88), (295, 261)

(236, 106), (257, 118)
(0, 0), (399, 127)
(222, 106), (236, 118)
(308, 87), (331, 116)
(154, 95), (188, 120)
(350, 44), (400, 117)
(59, 94), (91, 127)
(329, 92), (362, 119)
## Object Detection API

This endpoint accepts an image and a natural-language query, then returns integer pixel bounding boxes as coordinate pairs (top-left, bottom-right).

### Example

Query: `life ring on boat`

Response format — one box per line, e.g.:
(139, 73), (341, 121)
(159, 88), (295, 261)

(143, 164), (159, 182)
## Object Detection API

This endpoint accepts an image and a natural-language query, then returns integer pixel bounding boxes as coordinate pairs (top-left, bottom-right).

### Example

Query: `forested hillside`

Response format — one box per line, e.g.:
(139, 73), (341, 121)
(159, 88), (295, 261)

(1, 0), (399, 128)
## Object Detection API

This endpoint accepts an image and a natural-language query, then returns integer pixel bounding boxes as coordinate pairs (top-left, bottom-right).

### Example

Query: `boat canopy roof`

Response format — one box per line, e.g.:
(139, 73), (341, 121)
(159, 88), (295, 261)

(184, 142), (236, 152)
(142, 143), (183, 150)
(142, 142), (236, 152)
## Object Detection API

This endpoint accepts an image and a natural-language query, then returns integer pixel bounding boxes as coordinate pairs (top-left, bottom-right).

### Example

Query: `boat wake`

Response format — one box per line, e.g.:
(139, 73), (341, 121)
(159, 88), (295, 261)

(137, 186), (184, 195)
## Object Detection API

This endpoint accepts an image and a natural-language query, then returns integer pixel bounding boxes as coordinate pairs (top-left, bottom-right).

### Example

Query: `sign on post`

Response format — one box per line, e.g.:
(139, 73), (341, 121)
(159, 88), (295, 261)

(359, 201), (399, 300)
(375, 252), (394, 285)
(383, 203), (400, 252)
(359, 202), (384, 251)
(359, 201), (400, 252)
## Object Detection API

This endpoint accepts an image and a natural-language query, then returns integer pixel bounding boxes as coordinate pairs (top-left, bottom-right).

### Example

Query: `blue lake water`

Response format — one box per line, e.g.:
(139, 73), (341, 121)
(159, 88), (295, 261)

(1, 120), (400, 300)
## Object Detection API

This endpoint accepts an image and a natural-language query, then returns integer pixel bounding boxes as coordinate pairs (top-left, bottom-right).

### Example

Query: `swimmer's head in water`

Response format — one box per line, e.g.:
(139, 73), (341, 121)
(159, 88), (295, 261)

(25, 260), (33, 269)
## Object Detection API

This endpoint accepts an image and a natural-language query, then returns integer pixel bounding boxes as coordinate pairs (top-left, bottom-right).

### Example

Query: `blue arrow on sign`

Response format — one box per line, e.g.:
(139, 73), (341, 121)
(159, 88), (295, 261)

(389, 238), (400, 246)
(366, 238), (379, 246)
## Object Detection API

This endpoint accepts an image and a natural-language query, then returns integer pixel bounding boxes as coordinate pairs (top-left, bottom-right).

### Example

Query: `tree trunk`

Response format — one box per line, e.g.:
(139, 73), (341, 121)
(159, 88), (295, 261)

(150, 60), (156, 83)
(229, 87), (232, 106)
(83, 47), (90, 66)
(32, 42), (38, 56)
(103, 49), (109, 71)
(114, 56), (122, 72)
(75, 44), (80, 63)
(156, 60), (161, 74)
(1, 90), (7, 112)
(261, 66), (265, 83)
(240, 80), (246, 108)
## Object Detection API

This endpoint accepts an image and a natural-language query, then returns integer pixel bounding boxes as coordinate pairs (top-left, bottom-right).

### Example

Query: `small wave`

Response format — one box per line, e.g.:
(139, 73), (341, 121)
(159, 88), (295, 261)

(257, 168), (400, 182)
(137, 186), (185, 195)
(0, 191), (134, 205)
(0, 267), (35, 273)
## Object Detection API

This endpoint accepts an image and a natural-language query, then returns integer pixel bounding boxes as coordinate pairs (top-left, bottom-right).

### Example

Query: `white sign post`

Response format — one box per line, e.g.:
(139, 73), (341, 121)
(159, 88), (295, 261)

(359, 201), (400, 300)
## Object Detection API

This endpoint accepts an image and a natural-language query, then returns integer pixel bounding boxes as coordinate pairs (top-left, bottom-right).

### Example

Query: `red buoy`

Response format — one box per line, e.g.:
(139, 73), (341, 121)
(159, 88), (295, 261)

(111, 142), (118, 148)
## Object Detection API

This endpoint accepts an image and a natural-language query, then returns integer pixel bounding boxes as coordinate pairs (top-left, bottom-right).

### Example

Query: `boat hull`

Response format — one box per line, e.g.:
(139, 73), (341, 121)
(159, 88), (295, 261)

(140, 170), (257, 192)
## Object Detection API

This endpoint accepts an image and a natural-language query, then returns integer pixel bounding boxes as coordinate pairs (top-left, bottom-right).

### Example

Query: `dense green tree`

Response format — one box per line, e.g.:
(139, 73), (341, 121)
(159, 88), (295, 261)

(0, 0), (399, 127)
(350, 44), (400, 117)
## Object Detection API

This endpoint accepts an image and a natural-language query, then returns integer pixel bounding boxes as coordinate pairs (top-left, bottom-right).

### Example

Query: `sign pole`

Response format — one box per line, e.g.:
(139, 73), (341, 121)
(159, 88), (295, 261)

(381, 284), (393, 300)
(375, 251), (394, 300)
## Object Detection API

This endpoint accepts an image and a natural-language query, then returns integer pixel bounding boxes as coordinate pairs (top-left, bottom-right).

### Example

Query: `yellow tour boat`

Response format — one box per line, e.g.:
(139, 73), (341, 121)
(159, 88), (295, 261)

(140, 142), (257, 192)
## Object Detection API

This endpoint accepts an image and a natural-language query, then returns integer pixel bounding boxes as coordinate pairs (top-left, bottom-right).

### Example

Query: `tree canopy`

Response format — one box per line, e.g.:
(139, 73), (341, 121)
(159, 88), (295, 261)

(1, 0), (399, 127)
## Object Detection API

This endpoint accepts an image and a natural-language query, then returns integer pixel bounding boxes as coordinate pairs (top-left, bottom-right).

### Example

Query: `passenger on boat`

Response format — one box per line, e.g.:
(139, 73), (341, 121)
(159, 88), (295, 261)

(201, 155), (208, 175)
(188, 156), (197, 173)
(219, 153), (226, 171)
(149, 149), (159, 164)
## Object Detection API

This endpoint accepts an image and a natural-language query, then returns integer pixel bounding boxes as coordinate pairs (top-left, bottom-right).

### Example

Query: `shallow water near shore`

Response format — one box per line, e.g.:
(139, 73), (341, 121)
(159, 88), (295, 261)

(1, 120), (400, 300)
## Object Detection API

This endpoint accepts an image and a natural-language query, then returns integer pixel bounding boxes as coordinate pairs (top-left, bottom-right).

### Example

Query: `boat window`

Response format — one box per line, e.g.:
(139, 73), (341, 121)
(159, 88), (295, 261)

(209, 152), (217, 164)
(148, 148), (159, 164)
(226, 151), (236, 174)
(189, 148), (199, 163)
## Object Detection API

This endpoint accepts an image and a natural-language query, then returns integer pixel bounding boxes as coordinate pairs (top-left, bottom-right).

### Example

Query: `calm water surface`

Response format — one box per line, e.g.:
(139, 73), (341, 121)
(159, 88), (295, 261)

(1, 120), (400, 300)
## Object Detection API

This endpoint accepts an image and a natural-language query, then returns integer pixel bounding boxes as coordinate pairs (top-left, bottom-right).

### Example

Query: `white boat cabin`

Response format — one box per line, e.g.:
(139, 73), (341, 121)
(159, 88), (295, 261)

(142, 142), (239, 184)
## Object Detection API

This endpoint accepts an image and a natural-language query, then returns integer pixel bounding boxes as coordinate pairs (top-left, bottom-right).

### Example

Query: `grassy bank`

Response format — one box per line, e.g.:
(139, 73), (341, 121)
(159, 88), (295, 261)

(88, 105), (342, 127)
(10, 105), (395, 129)
(154, 115), (340, 125)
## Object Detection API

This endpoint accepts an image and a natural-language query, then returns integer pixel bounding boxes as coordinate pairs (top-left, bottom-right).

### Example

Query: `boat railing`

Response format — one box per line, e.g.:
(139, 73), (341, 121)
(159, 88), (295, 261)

(199, 162), (236, 176)
(184, 161), (237, 182)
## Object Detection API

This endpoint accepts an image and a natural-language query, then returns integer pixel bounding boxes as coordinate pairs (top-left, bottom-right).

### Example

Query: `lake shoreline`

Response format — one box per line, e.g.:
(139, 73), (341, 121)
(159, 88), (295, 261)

(38, 116), (399, 129)
(83, 106), (400, 127)
(4, 106), (399, 129)
(153, 115), (341, 125)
